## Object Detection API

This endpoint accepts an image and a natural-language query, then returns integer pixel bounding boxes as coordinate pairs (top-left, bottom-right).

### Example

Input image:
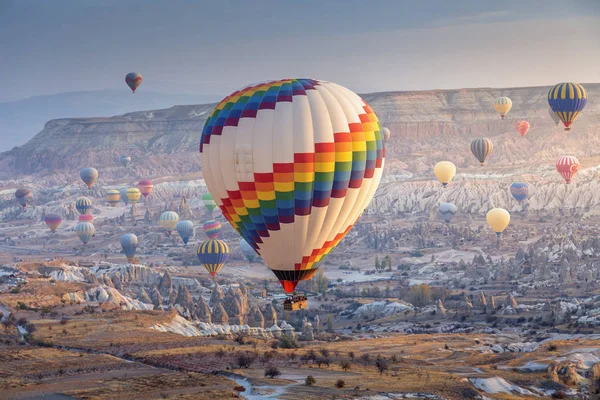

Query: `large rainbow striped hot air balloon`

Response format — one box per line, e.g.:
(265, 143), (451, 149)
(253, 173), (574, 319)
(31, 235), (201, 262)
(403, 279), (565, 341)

(197, 239), (229, 277)
(199, 79), (384, 293)
(125, 72), (142, 93)
(44, 213), (62, 232)
(203, 219), (221, 239)
(548, 82), (587, 131)
(509, 182), (529, 203)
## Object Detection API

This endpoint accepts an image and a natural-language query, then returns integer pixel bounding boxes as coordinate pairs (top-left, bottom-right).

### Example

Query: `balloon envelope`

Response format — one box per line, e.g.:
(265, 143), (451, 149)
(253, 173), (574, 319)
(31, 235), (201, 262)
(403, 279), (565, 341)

(120, 155), (131, 167)
(160, 211), (179, 232)
(78, 214), (94, 223)
(199, 79), (385, 292)
(470, 138), (493, 165)
(382, 127), (391, 142)
(549, 107), (560, 126)
(45, 213), (62, 232)
(138, 180), (153, 198)
(106, 189), (121, 206)
(509, 182), (529, 203)
(75, 221), (95, 244)
(125, 72), (142, 93)
(548, 82), (587, 131)
(15, 188), (32, 208)
(515, 121), (530, 138)
(120, 233), (138, 262)
(434, 161), (456, 187)
(556, 156), (580, 184)
(438, 203), (457, 223)
(202, 193), (217, 212)
(203, 219), (221, 239)
(486, 208), (510, 235)
(176, 220), (194, 244)
(126, 188), (141, 204)
(80, 167), (98, 189)
(120, 188), (129, 205)
(493, 97), (512, 119)
(75, 197), (92, 215)
(197, 239), (229, 277)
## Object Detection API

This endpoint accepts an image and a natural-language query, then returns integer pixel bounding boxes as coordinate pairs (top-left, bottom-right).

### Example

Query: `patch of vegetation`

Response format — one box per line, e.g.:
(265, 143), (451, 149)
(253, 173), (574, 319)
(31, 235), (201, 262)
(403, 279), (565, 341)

(335, 379), (345, 388)
(305, 375), (316, 386)
(264, 366), (281, 378)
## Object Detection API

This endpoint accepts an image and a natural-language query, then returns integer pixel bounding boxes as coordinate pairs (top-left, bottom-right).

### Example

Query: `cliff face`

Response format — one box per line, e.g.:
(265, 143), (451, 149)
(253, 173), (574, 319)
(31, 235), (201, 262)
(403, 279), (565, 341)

(2, 84), (598, 179)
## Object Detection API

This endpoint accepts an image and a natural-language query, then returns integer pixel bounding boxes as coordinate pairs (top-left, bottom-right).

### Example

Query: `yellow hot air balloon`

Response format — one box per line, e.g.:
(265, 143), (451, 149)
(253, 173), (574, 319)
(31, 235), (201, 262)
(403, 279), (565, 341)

(493, 97), (512, 119)
(160, 211), (180, 234)
(126, 188), (141, 205)
(486, 208), (510, 237)
(434, 161), (456, 188)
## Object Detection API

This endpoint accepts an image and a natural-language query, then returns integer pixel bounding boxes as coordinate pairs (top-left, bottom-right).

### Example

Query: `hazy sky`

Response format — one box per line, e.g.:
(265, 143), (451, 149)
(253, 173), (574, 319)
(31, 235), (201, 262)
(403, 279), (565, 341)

(1, 0), (599, 102)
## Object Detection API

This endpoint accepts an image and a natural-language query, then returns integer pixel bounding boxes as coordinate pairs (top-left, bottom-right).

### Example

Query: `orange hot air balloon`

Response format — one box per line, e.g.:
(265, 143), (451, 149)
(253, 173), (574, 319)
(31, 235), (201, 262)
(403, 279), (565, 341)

(138, 180), (153, 198)
(515, 120), (530, 138)
(556, 156), (580, 184)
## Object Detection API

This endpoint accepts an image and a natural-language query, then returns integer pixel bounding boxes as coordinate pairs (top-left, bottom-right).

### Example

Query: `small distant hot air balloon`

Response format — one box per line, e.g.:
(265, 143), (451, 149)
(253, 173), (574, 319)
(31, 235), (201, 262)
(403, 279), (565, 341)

(240, 238), (258, 262)
(382, 127), (391, 142)
(486, 208), (510, 238)
(515, 121), (530, 138)
(203, 220), (221, 239)
(494, 97), (512, 119)
(80, 167), (98, 189)
(548, 82), (587, 131)
(202, 193), (217, 212)
(138, 180), (153, 198)
(75, 197), (93, 215)
(75, 221), (95, 245)
(78, 214), (94, 223)
(106, 189), (121, 207)
(126, 188), (141, 205)
(509, 182), (529, 203)
(15, 188), (32, 209)
(120, 155), (131, 167)
(549, 107), (560, 126)
(556, 156), (580, 184)
(439, 203), (457, 224)
(197, 239), (229, 277)
(471, 138), (493, 166)
(120, 233), (138, 262)
(125, 72), (142, 93)
(176, 220), (194, 245)
(44, 213), (62, 232)
(434, 161), (456, 187)
(160, 211), (179, 234)
(120, 188), (129, 205)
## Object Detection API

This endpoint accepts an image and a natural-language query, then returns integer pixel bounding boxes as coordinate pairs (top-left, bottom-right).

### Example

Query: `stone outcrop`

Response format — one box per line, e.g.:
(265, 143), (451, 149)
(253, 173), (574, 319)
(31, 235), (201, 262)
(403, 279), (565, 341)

(137, 288), (153, 304)
(150, 286), (163, 311)
(175, 285), (194, 314)
(158, 271), (174, 300)
(195, 296), (211, 323)
(263, 303), (278, 326)
(209, 285), (224, 307)
(247, 305), (264, 328)
(212, 303), (229, 325)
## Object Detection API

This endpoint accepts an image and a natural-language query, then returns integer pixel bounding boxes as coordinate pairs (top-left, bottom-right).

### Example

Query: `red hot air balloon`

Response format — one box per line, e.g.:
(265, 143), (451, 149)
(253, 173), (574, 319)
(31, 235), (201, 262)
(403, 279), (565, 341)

(138, 180), (153, 198)
(125, 72), (142, 93)
(78, 214), (94, 223)
(515, 120), (530, 138)
(556, 156), (580, 184)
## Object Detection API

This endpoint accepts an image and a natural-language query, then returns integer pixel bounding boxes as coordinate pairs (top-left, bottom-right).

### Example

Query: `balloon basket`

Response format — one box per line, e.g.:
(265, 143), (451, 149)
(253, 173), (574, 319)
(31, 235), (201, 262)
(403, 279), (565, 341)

(283, 293), (307, 311)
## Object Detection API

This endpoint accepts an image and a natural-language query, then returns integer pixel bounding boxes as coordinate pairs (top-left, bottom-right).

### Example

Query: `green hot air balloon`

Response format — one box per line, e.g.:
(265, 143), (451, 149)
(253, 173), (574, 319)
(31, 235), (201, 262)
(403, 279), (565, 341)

(202, 193), (217, 212)
(120, 233), (138, 262)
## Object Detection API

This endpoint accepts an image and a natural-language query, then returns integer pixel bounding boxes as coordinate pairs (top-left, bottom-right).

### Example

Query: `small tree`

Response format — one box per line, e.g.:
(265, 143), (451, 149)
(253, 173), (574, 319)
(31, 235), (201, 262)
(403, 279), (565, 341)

(375, 359), (389, 375)
(348, 351), (355, 361)
(305, 375), (316, 386)
(264, 366), (281, 378)
(335, 379), (345, 388)
(319, 348), (330, 357)
(340, 360), (351, 371)
(327, 315), (333, 333)
(360, 354), (371, 366)
(235, 352), (255, 368)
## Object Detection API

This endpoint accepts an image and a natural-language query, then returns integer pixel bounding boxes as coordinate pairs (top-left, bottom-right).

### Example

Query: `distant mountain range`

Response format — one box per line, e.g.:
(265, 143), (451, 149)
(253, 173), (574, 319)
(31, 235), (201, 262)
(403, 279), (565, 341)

(0, 90), (220, 151)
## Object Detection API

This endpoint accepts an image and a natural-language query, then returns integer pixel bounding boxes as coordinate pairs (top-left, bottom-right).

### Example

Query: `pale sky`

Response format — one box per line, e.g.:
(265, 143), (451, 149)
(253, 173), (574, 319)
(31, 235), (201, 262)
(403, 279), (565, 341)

(1, 0), (599, 102)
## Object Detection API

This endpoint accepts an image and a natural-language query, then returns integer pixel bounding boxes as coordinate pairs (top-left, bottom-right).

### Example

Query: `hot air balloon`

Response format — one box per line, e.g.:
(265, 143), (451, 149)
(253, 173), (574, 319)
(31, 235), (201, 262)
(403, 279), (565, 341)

(44, 213), (62, 232)
(438, 203), (457, 224)
(471, 138), (493, 166)
(160, 211), (179, 234)
(120, 155), (131, 167)
(80, 167), (98, 189)
(548, 82), (587, 131)
(120, 188), (129, 205)
(125, 72), (142, 93)
(434, 161), (456, 188)
(126, 188), (141, 205)
(120, 233), (138, 262)
(549, 107), (560, 126)
(486, 208), (510, 238)
(203, 219), (221, 239)
(509, 182), (529, 203)
(382, 127), (391, 142)
(75, 221), (95, 245)
(15, 188), (32, 209)
(197, 239), (229, 277)
(75, 197), (93, 215)
(240, 238), (258, 262)
(106, 189), (121, 207)
(556, 156), (580, 184)
(494, 97), (512, 119)
(202, 193), (217, 212)
(176, 220), (194, 245)
(78, 214), (94, 223)
(138, 179), (153, 198)
(199, 79), (385, 293)
(515, 120), (530, 138)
